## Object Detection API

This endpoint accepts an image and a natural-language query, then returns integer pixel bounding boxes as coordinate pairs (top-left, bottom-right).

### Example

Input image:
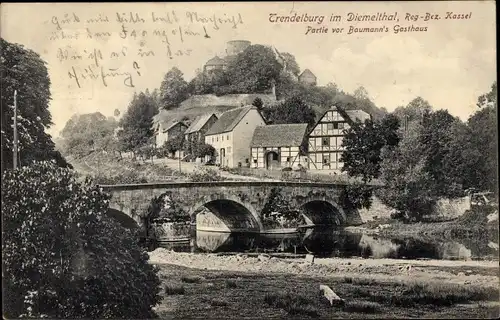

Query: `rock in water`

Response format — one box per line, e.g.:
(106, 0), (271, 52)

(305, 254), (315, 264)
(319, 284), (344, 306)
(258, 254), (270, 262)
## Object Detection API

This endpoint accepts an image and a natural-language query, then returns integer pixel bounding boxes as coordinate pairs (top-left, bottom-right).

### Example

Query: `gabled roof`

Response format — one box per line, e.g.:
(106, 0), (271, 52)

(299, 69), (316, 79)
(185, 113), (217, 134)
(205, 106), (262, 135)
(205, 56), (227, 66)
(250, 123), (308, 148)
(164, 121), (187, 132)
(311, 106), (372, 132)
(345, 110), (371, 123)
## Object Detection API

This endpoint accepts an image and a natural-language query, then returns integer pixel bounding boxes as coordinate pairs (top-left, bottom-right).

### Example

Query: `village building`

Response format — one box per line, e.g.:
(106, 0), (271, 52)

(153, 120), (188, 148)
(184, 113), (218, 160)
(203, 56), (227, 72)
(204, 105), (266, 168)
(250, 123), (309, 170)
(307, 106), (371, 172)
(298, 69), (317, 86)
(184, 113), (219, 145)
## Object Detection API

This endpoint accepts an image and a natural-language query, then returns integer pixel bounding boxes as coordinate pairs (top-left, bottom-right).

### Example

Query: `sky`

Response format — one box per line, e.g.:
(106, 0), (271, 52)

(1, 1), (496, 137)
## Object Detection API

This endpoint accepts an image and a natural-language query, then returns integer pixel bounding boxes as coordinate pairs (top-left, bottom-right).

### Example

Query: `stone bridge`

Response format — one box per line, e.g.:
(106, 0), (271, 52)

(101, 181), (373, 234)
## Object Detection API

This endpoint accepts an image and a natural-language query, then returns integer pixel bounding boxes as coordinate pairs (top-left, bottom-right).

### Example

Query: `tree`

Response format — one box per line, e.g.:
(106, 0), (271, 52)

(477, 81), (497, 109)
(2, 161), (162, 318)
(419, 110), (464, 197)
(60, 112), (118, 158)
(160, 67), (189, 109)
(393, 97), (433, 125)
(340, 114), (400, 183)
(225, 44), (283, 94)
(280, 52), (300, 76)
(163, 135), (184, 157)
(265, 96), (316, 130)
(377, 121), (436, 221)
(118, 92), (158, 156)
(447, 103), (497, 193)
(252, 97), (264, 111)
(353, 86), (370, 100)
(466, 106), (497, 192)
(326, 82), (341, 94)
(1, 38), (70, 171)
(193, 142), (215, 159)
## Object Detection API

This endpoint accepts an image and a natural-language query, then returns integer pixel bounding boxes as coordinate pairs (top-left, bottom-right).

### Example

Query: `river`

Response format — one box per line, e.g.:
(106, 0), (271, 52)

(149, 226), (498, 261)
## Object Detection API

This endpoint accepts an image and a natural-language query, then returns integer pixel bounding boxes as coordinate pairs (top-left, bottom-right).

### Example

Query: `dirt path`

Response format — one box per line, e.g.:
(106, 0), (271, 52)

(148, 249), (499, 288)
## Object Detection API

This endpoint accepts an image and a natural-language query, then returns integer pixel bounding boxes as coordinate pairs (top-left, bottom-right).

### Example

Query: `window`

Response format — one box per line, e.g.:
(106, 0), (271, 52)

(323, 155), (330, 165)
(338, 122), (344, 129)
(333, 122), (339, 129)
(253, 159), (257, 163)
(322, 137), (330, 146)
(327, 123), (334, 130)
(227, 135), (230, 140)
(286, 157), (292, 162)
(216, 136), (219, 142)
(227, 147), (231, 153)
(245, 158), (249, 163)
(212, 137), (214, 143)
(222, 135), (224, 141)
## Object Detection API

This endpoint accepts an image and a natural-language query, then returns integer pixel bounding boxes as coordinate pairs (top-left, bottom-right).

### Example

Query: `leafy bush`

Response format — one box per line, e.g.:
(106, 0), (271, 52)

(225, 279), (238, 288)
(188, 167), (224, 182)
(147, 192), (190, 223)
(192, 142), (216, 159)
(261, 188), (305, 229)
(2, 161), (162, 318)
(164, 283), (185, 295)
(181, 275), (205, 283)
(340, 184), (374, 210)
(92, 170), (149, 184)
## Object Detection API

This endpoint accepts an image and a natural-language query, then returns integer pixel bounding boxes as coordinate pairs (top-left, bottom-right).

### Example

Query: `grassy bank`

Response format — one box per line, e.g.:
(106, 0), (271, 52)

(67, 152), (188, 184)
(154, 264), (499, 319)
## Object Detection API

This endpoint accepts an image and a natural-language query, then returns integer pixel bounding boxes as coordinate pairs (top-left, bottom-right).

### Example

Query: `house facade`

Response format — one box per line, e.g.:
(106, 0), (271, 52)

(184, 113), (218, 160)
(205, 106), (266, 168)
(307, 106), (371, 172)
(155, 121), (188, 147)
(250, 124), (309, 170)
(185, 113), (218, 146)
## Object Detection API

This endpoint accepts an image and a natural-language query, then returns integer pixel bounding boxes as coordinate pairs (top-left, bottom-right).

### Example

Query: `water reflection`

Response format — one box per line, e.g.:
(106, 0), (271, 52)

(152, 226), (498, 261)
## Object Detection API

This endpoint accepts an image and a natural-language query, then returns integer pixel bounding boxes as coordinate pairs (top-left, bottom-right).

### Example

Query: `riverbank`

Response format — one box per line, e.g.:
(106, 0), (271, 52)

(149, 249), (499, 319)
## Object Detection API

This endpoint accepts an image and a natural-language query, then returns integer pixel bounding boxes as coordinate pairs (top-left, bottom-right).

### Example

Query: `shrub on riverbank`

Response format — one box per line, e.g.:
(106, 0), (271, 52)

(2, 161), (162, 318)
(188, 166), (224, 182)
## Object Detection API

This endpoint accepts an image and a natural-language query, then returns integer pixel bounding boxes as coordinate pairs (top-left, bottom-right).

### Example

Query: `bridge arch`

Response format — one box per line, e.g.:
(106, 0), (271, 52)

(190, 193), (263, 232)
(297, 195), (347, 226)
(107, 208), (141, 230)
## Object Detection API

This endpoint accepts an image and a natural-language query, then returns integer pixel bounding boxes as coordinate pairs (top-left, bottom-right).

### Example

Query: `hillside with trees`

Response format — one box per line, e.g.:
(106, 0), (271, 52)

(153, 43), (387, 127)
